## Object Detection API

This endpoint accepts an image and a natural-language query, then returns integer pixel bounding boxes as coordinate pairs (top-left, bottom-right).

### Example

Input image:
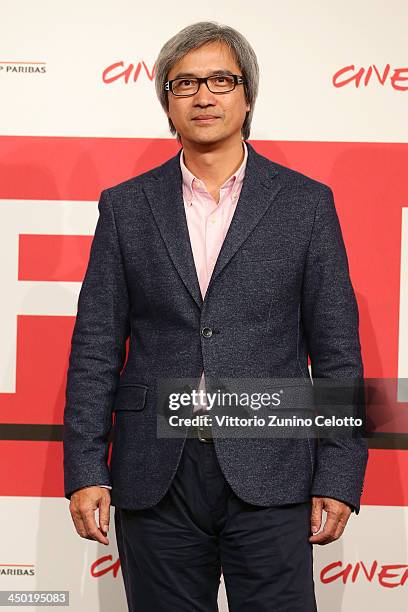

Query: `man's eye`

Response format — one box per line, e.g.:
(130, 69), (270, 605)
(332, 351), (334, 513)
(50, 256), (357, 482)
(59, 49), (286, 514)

(213, 76), (234, 86)
(180, 80), (193, 87)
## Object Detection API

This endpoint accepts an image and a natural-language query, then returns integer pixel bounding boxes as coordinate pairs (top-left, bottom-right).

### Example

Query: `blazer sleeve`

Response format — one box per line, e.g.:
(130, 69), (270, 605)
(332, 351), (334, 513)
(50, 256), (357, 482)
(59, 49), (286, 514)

(301, 185), (368, 514)
(63, 189), (130, 500)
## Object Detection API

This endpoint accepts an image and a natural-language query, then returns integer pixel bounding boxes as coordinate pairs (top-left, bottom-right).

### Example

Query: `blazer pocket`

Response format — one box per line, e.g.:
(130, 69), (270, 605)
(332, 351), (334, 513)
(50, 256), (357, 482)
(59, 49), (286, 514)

(114, 384), (148, 412)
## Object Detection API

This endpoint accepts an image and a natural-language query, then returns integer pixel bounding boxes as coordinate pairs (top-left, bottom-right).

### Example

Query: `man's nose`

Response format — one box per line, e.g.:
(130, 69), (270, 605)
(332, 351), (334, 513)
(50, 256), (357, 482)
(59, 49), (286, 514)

(193, 81), (217, 104)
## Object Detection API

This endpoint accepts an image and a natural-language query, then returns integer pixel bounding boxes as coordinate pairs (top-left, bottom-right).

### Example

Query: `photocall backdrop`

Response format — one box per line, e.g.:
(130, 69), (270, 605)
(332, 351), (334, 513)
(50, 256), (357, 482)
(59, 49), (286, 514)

(0, 2), (407, 610)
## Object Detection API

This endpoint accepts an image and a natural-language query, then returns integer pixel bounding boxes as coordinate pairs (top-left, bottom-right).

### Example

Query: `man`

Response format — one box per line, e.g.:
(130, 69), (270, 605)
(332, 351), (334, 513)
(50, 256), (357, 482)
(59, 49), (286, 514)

(64, 21), (368, 611)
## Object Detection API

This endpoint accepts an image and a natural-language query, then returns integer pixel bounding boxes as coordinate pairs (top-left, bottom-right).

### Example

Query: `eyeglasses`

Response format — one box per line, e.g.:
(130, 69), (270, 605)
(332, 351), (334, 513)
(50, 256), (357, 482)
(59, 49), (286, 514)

(165, 74), (245, 97)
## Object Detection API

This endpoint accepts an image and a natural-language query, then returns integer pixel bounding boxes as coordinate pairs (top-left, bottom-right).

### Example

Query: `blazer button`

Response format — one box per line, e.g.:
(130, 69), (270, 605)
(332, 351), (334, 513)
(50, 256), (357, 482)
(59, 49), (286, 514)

(201, 327), (213, 338)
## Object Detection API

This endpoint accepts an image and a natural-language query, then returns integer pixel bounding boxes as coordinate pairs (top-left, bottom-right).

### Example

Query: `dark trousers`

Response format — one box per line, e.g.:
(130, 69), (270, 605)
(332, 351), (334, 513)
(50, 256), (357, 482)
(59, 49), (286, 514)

(114, 437), (318, 612)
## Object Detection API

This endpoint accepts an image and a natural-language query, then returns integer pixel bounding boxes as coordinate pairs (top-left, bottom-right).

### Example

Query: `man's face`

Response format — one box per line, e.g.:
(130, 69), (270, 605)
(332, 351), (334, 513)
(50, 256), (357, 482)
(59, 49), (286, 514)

(166, 41), (250, 147)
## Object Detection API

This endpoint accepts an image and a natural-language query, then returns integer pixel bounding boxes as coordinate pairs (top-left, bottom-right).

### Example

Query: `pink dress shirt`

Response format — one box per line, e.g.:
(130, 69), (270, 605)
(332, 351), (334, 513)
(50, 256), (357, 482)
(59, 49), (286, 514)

(99, 141), (248, 488)
(180, 141), (248, 412)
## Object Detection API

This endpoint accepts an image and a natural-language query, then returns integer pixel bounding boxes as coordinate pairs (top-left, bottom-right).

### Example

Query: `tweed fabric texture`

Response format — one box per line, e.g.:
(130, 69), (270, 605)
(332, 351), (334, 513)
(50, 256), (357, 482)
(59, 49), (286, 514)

(63, 142), (368, 513)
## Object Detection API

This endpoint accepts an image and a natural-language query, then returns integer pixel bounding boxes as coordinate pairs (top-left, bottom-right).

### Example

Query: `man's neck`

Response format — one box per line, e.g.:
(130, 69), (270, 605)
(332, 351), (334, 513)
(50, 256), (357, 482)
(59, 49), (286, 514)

(181, 139), (245, 190)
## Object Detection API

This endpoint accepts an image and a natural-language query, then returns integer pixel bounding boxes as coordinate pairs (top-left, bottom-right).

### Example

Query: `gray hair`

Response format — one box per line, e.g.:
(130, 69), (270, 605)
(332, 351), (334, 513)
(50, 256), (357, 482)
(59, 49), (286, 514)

(154, 21), (259, 142)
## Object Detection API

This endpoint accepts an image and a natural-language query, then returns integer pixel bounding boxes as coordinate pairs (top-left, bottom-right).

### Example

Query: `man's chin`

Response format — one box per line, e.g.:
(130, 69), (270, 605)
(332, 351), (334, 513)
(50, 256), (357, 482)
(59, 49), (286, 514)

(182, 131), (227, 147)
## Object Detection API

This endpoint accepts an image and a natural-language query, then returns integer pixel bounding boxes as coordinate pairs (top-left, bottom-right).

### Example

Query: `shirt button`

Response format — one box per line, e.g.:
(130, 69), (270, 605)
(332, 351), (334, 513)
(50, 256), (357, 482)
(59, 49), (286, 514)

(201, 327), (213, 338)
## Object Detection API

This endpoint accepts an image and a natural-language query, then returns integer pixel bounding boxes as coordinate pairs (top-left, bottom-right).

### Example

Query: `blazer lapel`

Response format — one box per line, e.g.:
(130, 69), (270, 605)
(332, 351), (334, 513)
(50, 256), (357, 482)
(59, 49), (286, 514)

(142, 141), (282, 309)
(143, 152), (204, 309)
(205, 143), (282, 297)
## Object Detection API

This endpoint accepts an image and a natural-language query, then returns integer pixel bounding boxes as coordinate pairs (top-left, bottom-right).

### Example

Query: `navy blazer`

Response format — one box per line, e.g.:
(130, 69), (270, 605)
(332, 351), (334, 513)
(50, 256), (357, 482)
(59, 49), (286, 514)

(63, 141), (368, 513)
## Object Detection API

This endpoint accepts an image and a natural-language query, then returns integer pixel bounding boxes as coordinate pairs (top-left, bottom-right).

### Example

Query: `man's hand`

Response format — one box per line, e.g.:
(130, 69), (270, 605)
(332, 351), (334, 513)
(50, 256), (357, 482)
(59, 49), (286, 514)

(309, 496), (352, 545)
(69, 486), (111, 545)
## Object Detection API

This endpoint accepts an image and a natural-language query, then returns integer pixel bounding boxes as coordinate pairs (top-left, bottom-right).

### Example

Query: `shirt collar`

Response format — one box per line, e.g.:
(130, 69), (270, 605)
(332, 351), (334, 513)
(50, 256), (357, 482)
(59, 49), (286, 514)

(180, 141), (248, 206)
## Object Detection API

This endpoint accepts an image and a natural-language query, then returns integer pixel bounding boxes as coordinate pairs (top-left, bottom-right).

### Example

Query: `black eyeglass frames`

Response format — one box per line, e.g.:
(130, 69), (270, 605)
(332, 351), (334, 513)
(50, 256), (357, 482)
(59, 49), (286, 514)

(165, 74), (245, 97)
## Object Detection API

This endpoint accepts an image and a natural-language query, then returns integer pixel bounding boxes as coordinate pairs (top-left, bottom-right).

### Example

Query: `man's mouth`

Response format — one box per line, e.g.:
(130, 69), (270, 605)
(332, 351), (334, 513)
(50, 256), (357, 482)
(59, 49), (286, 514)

(192, 116), (219, 122)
